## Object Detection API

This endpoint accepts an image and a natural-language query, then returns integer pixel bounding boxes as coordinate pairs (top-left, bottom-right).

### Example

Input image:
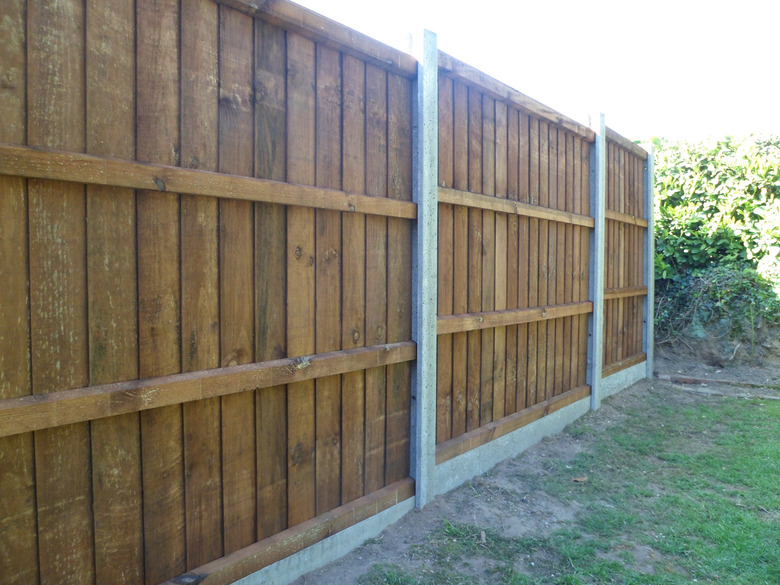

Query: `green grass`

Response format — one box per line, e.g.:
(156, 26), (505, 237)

(359, 391), (780, 585)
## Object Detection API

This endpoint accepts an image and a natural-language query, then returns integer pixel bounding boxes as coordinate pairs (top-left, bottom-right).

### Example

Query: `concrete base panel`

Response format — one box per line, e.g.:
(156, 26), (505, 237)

(235, 497), (416, 585)
(601, 361), (647, 399)
(433, 397), (591, 497)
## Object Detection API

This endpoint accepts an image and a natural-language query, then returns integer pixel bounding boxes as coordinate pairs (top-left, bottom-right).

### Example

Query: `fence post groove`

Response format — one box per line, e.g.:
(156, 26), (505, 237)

(587, 114), (607, 410)
(410, 29), (438, 509)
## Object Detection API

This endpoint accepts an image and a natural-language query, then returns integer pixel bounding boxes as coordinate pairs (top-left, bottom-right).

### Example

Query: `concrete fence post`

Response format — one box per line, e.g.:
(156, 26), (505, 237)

(410, 29), (438, 509)
(643, 146), (655, 378)
(587, 113), (607, 410)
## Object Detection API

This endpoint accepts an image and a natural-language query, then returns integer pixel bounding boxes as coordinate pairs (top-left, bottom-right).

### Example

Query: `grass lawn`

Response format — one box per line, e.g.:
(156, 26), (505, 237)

(358, 389), (780, 585)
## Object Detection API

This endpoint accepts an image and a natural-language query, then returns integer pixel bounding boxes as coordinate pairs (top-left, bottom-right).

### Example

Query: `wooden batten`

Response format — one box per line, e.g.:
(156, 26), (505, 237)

(602, 353), (647, 378)
(605, 208), (648, 227)
(0, 342), (416, 438)
(603, 286), (648, 301)
(605, 127), (649, 159)
(437, 301), (593, 335)
(0, 143), (417, 219)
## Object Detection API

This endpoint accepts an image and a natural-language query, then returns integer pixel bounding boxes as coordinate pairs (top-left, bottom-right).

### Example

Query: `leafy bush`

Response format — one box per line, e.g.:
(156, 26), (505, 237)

(653, 136), (780, 283)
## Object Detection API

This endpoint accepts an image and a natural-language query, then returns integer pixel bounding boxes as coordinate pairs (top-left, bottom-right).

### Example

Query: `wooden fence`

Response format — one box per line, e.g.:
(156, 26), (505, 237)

(0, 2), (651, 585)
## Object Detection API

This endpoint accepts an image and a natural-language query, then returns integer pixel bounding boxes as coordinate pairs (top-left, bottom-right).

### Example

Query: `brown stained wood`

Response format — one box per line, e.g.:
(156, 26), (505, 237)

(437, 203), (455, 442)
(480, 100), (496, 425)
(213, 0), (417, 78)
(554, 131), (566, 395)
(27, 2), (95, 584)
(135, 1), (186, 581)
(85, 0), (146, 582)
(0, 143), (417, 219)
(314, 44), (343, 515)
(286, 32), (317, 528)
(516, 113), (530, 411)
(537, 123), (549, 403)
(603, 286), (649, 301)
(218, 5), (258, 554)
(605, 208), (648, 228)
(341, 53), (367, 504)
(180, 0), (223, 569)
(365, 62), (389, 493)
(505, 214), (519, 415)
(546, 128), (558, 401)
(526, 118), (539, 407)
(605, 127), (648, 160)
(0, 4), (36, 583)
(438, 302), (593, 335)
(435, 385), (592, 465)
(438, 52), (594, 141)
(493, 211), (507, 420)
(254, 17), (288, 539)
(451, 204), (469, 437)
(162, 479), (415, 585)
(578, 141), (591, 387)
(602, 353), (647, 379)
(438, 187), (593, 227)
(562, 134), (574, 392)
(438, 75), (454, 187)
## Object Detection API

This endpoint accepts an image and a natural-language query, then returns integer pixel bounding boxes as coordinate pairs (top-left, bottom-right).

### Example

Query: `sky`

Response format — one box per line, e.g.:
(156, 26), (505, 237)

(295, 0), (780, 141)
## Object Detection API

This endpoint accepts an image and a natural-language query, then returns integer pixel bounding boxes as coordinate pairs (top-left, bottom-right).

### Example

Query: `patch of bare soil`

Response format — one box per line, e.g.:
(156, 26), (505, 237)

(290, 345), (779, 585)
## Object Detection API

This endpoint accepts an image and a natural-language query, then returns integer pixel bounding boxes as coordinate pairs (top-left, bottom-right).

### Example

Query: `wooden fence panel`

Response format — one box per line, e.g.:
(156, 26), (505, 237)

(0, 3), (415, 584)
(603, 132), (649, 377)
(435, 59), (595, 454)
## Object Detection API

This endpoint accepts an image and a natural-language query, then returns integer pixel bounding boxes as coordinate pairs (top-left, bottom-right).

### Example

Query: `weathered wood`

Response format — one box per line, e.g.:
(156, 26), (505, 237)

(0, 3), (37, 583)
(314, 44), (343, 515)
(254, 17), (288, 540)
(603, 286), (649, 301)
(218, 5), (257, 554)
(162, 479), (415, 585)
(602, 353), (647, 378)
(0, 143), (417, 219)
(435, 386), (592, 465)
(213, 0), (417, 78)
(340, 53), (367, 504)
(439, 52), (594, 140)
(285, 32), (318, 528)
(438, 186), (594, 227)
(180, 0), (223, 569)
(438, 302), (593, 335)
(606, 127), (648, 159)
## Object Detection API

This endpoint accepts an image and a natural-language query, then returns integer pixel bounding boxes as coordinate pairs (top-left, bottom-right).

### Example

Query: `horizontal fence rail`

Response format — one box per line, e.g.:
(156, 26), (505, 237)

(0, 1), (652, 584)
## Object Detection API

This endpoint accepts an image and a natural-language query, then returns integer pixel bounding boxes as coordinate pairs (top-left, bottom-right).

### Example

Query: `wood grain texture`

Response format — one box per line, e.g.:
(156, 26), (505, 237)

(254, 17), (289, 540)
(0, 3), (36, 583)
(285, 32), (317, 527)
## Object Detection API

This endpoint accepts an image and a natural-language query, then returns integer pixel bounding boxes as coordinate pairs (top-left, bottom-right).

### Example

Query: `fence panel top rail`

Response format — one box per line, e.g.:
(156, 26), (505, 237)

(605, 127), (649, 160)
(215, 0), (418, 78)
(438, 51), (595, 141)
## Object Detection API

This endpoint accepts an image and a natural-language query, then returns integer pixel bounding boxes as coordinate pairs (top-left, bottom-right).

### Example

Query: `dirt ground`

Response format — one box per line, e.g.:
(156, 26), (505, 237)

(290, 349), (780, 585)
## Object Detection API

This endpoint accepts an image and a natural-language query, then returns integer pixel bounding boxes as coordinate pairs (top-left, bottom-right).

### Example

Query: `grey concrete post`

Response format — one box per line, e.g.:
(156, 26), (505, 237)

(643, 146), (655, 378)
(587, 114), (606, 410)
(410, 29), (438, 509)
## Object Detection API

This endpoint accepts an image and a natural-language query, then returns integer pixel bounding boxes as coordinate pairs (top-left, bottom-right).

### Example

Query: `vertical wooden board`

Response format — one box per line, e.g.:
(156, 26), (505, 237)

(466, 209), (482, 431)
(365, 63), (388, 492)
(386, 73), (412, 482)
(314, 44), (343, 514)
(286, 32), (316, 527)
(468, 87), (483, 194)
(340, 53), (366, 504)
(451, 81), (469, 436)
(453, 81), (469, 191)
(85, 0), (147, 580)
(515, 113), (530, 410)
(451, 205), (469, 437)
(437, 204), (454, 442)
(480, 95), (496, 426)
(219, 5), (257, 553)
(505, 213), (519, 415)
(579, 141), (591, 386)
(555, 130), (567, 394)
(438, 75), (454, 187)
(0, 4), (37, 583)
(536, 122), (549, 401)
(255, 18), (288, 538)
(27, 2), (94, 584)
(482, 95), (496, 197)
(495, 101), (508, 198)
(135, 0), (186, 575)
(493, 212), (507, 420)
(525, 118), (539, 406)
(507, 108), (519, 201)
(546, 128), (558, 400)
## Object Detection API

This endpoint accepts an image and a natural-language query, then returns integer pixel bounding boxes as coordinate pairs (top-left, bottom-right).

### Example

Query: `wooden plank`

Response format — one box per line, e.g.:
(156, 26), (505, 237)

(214, 0), (418, 78)
(385, 73), (412, 485)
(516, 113), (530, 411)
(570, 137), (582, 390)
(451, 81), (469, 438)
(135, 1), (186, 580)
(163, 479), (415, 585)
(0, 4), (36, 584)
(438, 75), (454, 188)
(438, 302), (593, 335)
(554, 129), (567, 395)
(493, 100), (508, 421)
(254, 17), (288, 540)
(604, 286), (649, 300)
(536, 122), (549, 403)
(545, 127), (558, 401)
(435, 385), (592, 465)
(85, 0), (146, 581)
(562, 132), (574, 394)
(578, 140), (591, 387)
(27, 2), (94, 585)
(605, 208), (648, 227)
(286, 32), (317, 528)
(526, 118), (539, 407)
(480, 94), (496, 427)
(438, 187), (594, 227)
(0, 143), (417, 219)
(340, 53), (367, 504)
(504, 106), (519, 415)
(180, 0), (223, 569)
(602, 353), (647, 379)
(218, 5), (257, 554)
(438, 51), (595, 141)
(314, 44), (343, 514)
(364, 63), (389, 492)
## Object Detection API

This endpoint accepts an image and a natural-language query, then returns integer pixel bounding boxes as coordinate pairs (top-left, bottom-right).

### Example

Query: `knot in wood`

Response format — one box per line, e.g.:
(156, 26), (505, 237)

(294, 245), (303, 259)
